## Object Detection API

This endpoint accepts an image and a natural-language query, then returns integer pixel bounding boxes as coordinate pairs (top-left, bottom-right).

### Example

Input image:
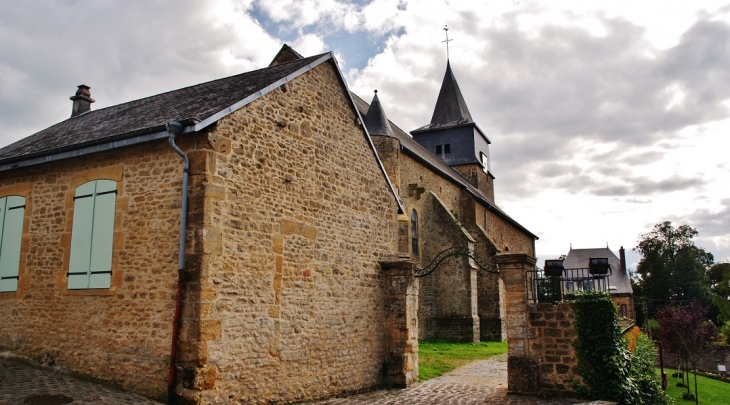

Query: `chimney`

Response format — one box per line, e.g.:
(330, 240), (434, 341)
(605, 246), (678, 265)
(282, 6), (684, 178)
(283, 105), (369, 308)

(70, 84), (95, 117)
(619, 246), (626, 273)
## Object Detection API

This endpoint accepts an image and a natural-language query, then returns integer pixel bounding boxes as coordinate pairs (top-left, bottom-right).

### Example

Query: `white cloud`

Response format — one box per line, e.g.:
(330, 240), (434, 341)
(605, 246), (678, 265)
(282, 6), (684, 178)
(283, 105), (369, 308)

(254, 0), (359, 32)
(1, 0), (728, 266)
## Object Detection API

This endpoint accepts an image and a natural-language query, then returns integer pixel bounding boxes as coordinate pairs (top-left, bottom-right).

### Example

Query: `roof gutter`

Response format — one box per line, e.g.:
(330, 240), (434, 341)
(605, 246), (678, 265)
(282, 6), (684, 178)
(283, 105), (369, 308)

(0, 118), (199, 172)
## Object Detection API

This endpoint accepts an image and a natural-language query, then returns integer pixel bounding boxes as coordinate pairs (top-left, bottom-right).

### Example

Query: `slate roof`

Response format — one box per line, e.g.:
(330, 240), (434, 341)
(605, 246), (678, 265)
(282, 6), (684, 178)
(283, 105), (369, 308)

(362, 91), (395, 137)
(412, 60), (474, 134)
(269, 44), (304, 66)
(353, 92), (537, 240)
(564, 247), (633, 295)
(0, 54), (326, 165)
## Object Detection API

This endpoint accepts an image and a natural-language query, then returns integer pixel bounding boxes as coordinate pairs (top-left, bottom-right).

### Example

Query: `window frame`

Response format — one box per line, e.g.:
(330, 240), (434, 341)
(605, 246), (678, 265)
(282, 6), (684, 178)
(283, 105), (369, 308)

(410, 209), (419, 257)
(67, 179), (118, 290)
(0, 184), (31, 297)
(481, 152), (489, 173)
(60, 167), (125, 296)
(0, 195), (27, 292)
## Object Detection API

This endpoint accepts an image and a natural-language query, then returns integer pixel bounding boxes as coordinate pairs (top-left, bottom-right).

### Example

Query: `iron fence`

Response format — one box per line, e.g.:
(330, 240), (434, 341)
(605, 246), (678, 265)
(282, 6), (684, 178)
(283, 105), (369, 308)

(526, 267), (613, 304)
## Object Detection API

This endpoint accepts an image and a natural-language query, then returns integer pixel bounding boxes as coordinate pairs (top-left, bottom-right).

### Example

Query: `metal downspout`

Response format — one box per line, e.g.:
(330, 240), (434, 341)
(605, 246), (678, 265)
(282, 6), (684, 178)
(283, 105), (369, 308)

(166, 121), (188, 404)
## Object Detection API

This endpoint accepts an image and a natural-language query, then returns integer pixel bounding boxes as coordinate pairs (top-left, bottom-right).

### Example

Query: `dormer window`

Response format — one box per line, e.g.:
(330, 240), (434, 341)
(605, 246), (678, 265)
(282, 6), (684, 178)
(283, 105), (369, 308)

(444, 144), (451, 154)
(481, 152), (489, 173)
(436, 145), (442, 154)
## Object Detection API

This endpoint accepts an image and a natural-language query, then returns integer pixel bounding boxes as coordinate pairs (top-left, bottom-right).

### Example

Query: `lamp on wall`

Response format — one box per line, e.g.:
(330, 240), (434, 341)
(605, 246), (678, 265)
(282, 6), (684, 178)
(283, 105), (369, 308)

(588, 257), (610, 277)
(544, 259), (564, 278)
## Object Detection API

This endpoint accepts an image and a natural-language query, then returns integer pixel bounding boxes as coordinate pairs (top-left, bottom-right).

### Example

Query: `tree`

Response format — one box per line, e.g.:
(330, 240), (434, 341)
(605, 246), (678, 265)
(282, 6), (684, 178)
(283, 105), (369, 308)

(633, 221), (714, 319)
(709, 262), (730, 323)
(657, 303), (718, 404)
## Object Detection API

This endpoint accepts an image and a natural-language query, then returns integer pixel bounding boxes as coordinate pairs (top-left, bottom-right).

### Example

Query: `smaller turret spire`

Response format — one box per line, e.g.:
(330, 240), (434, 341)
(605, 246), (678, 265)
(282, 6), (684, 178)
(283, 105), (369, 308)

(363, 90), (395, 137)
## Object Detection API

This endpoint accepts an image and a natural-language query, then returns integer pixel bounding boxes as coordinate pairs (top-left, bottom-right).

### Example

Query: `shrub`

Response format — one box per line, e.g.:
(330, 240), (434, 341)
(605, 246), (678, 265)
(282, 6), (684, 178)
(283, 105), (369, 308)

(629, 332), (673, 405)
(573, 291), (637, 404)
(573, 291), (672, 405)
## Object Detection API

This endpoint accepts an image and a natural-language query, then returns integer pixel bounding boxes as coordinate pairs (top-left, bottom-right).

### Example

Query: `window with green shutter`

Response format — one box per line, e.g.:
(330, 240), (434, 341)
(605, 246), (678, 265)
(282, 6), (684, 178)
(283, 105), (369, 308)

(0, 196), (25, 292)
(68, 179), (117, 289)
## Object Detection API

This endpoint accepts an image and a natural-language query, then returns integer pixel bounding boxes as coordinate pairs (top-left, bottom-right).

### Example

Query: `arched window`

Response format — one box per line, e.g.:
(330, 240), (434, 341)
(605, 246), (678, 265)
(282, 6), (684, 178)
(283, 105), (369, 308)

(68, 179), (117, 289)
(411, 209), (419, 256)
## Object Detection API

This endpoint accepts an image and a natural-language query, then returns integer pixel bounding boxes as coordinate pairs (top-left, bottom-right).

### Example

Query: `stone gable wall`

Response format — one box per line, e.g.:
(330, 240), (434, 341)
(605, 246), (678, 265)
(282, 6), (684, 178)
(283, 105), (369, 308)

(0, 137), (204, 400)
(183, 61), (400, 404)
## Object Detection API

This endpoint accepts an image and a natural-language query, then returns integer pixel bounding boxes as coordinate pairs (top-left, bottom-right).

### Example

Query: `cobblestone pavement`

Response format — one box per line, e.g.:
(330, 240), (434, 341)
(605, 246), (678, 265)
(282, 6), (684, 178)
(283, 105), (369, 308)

(0, 355), (161, 405)
(1, 353), (604, 405)
(314, 355), (588, 405)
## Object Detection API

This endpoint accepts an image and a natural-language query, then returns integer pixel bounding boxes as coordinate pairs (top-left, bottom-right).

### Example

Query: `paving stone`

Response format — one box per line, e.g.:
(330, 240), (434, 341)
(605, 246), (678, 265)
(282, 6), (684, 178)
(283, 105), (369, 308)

(0, 356), (161, 405)
(313, 355), (587, 405)
(2, 353), (605, 404)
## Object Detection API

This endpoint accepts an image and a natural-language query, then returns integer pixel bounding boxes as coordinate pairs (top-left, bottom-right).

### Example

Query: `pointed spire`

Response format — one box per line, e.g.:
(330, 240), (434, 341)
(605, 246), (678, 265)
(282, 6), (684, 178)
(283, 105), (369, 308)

(429, 61), (473, 126)
(363, 90), (395, 137)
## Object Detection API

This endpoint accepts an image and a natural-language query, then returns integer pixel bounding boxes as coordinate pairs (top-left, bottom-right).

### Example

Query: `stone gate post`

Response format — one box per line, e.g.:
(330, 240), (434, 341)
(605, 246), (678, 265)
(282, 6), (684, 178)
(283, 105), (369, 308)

(495, 253), (538, 394)
(381, 258), (419, 387)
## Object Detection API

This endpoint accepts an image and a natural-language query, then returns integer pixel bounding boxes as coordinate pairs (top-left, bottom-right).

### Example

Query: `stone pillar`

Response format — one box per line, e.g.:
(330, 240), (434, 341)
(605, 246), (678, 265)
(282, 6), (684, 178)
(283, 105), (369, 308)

(381, 258), (419, 387)
(467, 241), (480, 344)
(495, 253), (538, 394)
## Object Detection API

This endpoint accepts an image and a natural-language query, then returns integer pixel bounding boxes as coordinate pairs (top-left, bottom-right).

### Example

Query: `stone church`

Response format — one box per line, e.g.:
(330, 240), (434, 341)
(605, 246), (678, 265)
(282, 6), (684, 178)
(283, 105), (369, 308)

(0, 45), (535, 403)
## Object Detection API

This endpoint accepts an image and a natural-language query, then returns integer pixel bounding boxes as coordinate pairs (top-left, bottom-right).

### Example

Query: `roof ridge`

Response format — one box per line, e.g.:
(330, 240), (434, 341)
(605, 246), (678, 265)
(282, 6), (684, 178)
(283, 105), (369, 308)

(74, 53), (328, 117)
(0, 53), (329, 164)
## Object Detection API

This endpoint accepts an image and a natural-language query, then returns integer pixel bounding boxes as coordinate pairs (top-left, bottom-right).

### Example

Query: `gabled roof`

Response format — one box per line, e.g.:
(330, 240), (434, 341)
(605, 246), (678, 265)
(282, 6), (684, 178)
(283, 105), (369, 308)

(0, 48), (404, 214)
(269, 44), (304, 66)
(353, 92), (537, 240)
(564, 247), (633, 295)
(0, 54), (327, 167)
(362, 91), (395, 137)
(412, 60), (473, 134)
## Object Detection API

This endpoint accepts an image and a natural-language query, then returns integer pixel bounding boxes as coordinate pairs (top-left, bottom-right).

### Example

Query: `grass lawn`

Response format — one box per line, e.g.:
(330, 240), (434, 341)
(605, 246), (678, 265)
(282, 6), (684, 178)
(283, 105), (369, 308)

(661, 368), (730, 405)
(418, 340), (507, 382)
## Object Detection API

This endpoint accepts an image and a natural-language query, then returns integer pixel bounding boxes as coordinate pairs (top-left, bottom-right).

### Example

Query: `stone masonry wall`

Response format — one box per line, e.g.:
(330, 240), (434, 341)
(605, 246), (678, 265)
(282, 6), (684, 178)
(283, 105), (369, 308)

(612, 294), (634, 319)
(394, 150), (476, 341)
(418, 193), (477, 342)
(487, 211), (535, 257)
(497, 253), (581, 398)
(182, 61), (400, 404)
(527, 303), (579, 396)
(0, 137), (204, 400)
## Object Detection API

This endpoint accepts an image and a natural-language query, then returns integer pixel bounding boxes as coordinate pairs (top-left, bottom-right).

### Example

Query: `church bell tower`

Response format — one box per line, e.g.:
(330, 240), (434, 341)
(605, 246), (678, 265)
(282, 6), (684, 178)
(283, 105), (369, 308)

(410, 60), (495, 200)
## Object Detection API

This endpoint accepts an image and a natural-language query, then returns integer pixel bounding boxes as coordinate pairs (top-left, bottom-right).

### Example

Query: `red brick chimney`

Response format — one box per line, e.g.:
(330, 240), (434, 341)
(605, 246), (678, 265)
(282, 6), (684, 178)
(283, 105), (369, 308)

(70, 84), (95, 117)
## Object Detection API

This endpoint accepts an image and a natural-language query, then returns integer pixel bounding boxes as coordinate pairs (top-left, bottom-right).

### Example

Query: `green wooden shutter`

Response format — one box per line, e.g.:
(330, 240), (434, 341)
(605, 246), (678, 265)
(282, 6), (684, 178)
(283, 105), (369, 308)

(89, 180), (116, 289)
(0, 196), (25, 292)
(68, 180), (116, 289)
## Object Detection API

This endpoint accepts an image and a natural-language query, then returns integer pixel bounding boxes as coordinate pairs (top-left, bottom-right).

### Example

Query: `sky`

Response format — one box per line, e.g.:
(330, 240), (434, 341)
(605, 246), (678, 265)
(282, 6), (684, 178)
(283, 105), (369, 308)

(1, 0), (729, 271)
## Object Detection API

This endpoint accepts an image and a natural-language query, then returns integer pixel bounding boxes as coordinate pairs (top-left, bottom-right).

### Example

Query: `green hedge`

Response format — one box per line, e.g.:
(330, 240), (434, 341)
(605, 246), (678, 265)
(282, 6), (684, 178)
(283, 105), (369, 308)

(572, 291), (672, 405)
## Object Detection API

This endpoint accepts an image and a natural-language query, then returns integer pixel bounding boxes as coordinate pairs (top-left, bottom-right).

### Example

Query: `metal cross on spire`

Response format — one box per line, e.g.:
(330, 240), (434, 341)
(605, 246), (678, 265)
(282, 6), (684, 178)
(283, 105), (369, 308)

(442, 25), (453, 60)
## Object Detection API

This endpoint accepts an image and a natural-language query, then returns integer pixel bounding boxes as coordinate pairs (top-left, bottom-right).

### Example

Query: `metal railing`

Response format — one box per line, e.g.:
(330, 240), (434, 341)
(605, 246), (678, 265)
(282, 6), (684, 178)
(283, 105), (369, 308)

(526, 267), (613, 304)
